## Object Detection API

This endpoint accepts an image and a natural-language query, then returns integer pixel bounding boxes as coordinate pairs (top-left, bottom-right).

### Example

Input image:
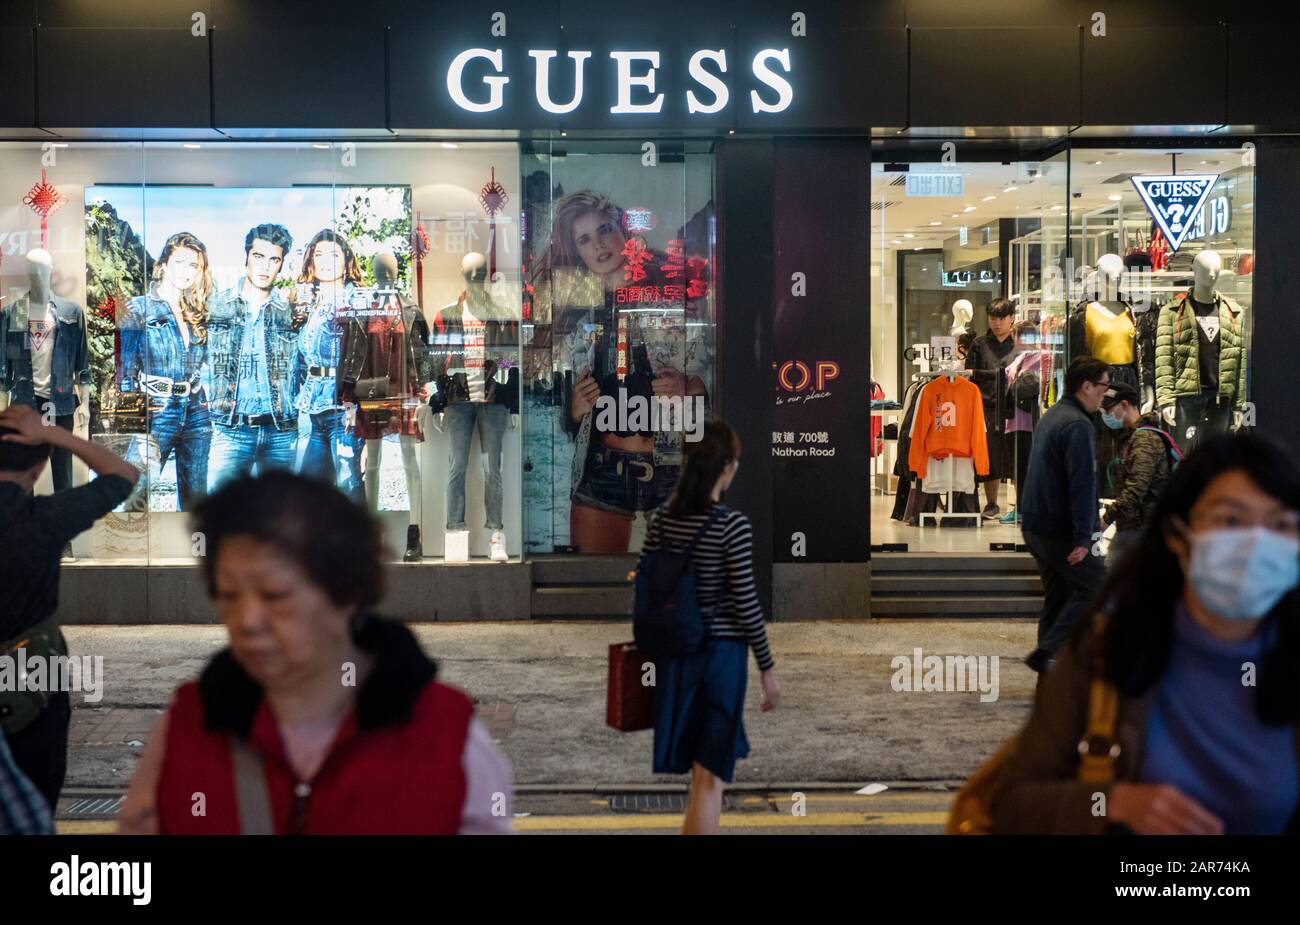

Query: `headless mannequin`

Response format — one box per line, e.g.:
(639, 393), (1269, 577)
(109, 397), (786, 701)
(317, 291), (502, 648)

(432, 253), (520, 434)
(434, 252), (517, 562)
(362, 252), (427, 557)
(1, 250), (87, 420)
(1162, 250), (1223, 428)
(950, 299), (974, 337)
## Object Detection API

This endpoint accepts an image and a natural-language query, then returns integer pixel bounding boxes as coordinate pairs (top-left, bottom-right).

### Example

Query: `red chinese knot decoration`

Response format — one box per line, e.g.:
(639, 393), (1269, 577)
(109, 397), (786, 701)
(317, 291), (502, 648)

(22, 169), (67, 250)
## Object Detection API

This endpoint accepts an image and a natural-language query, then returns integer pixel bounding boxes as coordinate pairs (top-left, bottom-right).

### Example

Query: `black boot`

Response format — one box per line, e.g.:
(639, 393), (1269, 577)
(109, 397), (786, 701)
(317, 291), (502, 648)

(404, 524), (422, 562)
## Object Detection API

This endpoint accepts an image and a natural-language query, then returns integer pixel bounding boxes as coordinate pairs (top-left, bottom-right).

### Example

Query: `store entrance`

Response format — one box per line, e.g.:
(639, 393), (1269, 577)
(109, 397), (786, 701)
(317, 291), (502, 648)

(871, 147), (1067, 556)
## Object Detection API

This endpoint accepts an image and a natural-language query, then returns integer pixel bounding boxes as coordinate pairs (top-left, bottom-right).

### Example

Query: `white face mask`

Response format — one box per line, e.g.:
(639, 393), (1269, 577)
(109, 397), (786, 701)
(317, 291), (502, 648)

(1185, 526), (1300, 620)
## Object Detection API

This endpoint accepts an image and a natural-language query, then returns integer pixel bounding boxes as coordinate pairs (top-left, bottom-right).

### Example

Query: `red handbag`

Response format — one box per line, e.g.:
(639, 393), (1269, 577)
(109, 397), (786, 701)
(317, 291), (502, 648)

(606, 642), (655, 731)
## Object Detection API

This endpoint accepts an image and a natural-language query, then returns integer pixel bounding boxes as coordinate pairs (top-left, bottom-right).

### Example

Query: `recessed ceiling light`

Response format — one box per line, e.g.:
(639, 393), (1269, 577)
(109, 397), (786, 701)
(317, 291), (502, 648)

(982, 195), (996, 202)
(313, 143), (330, 150)
(441, 142), (459, 149)
(1003, 185), (1018, 193)
(913, 246), (923, 251)
(1050, 204), (1062, 210)
(929, 221), (942, 226)
(903, 233), (915, 238)
(892, 239), (903, 244)
(1108, 194), (1122, 201)
(1090, 160), (1103, 166)
(963, 206), (976, 212)
(183, 143), (201, 150)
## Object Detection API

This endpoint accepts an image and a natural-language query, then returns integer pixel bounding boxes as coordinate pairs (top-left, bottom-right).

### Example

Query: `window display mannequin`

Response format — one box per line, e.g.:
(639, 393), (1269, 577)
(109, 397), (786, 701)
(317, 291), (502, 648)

(1069, 253), (1139, 392)
(0, 249), (91, 503)
(1155, 250), (1247, 453)
(340, 250), (432, 562)
(428, 252), (520, 563)
(950, 298), (974, 337)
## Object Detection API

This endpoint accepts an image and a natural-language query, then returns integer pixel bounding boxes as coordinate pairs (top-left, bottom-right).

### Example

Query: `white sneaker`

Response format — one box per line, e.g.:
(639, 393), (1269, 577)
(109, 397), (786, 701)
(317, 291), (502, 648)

(489, 530), (508, 562)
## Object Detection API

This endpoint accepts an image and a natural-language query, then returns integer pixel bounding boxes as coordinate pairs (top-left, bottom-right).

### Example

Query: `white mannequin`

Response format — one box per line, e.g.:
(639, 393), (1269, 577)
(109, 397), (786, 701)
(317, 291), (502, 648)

(1, 250), (87, 422)
(950, 298), (973, 337)
(362, 251), (425, 556)
(431, 252), (520, 433)
(435, 251), (517, 562)
(1162, 250), (1223, 427)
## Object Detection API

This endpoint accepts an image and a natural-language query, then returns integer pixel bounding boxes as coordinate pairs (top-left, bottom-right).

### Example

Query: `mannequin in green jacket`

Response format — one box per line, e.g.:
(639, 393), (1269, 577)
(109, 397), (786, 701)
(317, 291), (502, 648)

(1154, 250), (1246, 453)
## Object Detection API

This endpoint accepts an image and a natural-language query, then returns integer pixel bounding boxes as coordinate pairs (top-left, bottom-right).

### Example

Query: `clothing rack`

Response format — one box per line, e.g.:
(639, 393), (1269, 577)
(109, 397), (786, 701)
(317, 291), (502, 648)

(914, 368), (983, 530)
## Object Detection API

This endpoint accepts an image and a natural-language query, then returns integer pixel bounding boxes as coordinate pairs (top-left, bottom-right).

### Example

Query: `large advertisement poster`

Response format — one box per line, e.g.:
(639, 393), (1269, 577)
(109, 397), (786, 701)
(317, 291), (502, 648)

(84, 185), (416, 513)
(520, 153), (715, 555)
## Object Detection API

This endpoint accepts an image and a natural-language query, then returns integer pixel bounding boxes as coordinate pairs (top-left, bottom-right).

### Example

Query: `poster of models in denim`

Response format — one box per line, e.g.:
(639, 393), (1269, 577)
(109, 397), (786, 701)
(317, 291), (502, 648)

(83, 185), (415, 514)
(520, 151), (715, 555)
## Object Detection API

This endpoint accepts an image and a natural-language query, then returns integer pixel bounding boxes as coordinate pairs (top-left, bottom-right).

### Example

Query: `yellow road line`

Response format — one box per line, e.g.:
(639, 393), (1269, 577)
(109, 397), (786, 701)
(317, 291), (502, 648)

(57, 820), (117, 835)
(514, 811), (948, 831)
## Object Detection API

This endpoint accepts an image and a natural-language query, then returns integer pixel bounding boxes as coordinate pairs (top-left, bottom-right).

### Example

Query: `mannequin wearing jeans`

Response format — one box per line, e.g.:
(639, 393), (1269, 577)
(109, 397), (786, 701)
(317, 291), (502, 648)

(340, 252), (432, 561)
(429, 253), (519, 562)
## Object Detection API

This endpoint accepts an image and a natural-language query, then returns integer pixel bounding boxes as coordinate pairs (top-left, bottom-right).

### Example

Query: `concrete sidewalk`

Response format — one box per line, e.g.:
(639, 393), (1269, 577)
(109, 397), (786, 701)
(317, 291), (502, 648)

(62, 620), (1036, 791)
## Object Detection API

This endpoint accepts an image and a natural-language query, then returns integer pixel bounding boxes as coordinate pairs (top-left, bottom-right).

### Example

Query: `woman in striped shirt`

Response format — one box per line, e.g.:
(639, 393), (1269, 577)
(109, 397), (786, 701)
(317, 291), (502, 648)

(640, 418), (781, 834)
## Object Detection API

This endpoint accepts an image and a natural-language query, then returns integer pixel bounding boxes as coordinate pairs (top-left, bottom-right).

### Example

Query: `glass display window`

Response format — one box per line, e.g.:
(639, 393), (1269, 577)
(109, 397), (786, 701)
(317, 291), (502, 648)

(0, 140), (528, 566)
(519, 140), (716, 556)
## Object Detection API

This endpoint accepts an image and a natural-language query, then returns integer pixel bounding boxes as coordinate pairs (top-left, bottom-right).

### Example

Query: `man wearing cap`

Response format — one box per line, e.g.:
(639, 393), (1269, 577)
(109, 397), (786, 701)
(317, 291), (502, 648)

(1100, 382), (1173, 567)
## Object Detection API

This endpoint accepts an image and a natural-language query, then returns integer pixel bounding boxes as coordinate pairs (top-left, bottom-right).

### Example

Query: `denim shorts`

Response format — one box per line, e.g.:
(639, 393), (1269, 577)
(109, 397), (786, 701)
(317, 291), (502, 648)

(573, 446), (678, 519)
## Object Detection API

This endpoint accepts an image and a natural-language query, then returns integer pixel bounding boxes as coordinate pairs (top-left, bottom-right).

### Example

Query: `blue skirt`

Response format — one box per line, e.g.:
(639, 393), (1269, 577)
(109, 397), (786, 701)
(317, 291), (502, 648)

(652, 639), (751, 783)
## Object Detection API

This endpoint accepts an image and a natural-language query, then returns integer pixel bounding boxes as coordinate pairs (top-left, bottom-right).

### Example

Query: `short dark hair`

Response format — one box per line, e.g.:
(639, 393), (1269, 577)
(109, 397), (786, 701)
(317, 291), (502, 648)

(957, 331), (976, 354)
(244, 223), (293, 259)
(0, 427), (51, 472)
(1065, 356), (1110, 395)
(191, 471), (385, 613)
(986, 297), (1016, 319)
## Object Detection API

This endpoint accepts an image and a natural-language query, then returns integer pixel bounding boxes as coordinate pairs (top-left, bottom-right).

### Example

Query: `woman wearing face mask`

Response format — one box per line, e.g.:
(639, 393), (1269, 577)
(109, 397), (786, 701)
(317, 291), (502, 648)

(1099, 382), (1173, 567)
(639, 418), (780, 834)
(990, 434), (1300, 835)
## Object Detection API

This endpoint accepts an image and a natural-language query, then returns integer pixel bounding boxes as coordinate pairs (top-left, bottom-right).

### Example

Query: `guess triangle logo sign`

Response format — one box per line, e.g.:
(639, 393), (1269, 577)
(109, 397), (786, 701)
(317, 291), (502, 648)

(1130, 174), (1219, 252)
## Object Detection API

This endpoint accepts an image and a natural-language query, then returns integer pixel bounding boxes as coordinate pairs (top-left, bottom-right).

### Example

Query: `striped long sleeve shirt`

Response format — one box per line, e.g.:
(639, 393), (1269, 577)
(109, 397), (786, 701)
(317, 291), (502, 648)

(639, 504), (774, 671)
(0, 730), (53, 835)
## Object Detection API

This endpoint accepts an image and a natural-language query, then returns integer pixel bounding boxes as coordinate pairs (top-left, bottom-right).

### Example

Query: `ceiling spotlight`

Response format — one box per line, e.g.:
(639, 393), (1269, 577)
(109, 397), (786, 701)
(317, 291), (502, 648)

(441, 142), (459, 149)
(930, 221), (942, 226)
(963, 206), (976, 212)
(1108, 194), (1122, 201)
(1003, 185), (1018, 193)
(903, 233), (915, 238)
(982, 195), (996, 202)
(183, 143), (201, 150)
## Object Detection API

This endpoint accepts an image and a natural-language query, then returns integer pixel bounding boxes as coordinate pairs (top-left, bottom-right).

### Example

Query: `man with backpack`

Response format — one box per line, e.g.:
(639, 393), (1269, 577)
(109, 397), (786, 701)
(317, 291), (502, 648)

(1100, 383), (1177, 567)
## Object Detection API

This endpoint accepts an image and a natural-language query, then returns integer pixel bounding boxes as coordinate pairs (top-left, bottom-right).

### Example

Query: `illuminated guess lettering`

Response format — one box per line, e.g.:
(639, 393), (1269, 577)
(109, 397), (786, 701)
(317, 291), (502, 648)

(446, 47), (795, 116)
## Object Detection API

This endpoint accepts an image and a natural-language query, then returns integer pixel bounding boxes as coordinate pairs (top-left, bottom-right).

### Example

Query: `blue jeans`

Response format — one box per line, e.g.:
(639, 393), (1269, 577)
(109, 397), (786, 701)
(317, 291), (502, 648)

(150, 394), (212, 511)
(301, 409), (344, 487)
(573, 446), (678, 518)
(445, 402), (507, 530)
(208, 423), (298, 493)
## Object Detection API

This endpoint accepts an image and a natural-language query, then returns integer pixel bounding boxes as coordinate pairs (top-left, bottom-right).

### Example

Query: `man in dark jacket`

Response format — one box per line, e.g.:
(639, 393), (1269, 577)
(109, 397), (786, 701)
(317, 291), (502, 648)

(1100, 383), (1172, 567)
(0, 403), (139, 810)
(1019, 357), (1112, 672)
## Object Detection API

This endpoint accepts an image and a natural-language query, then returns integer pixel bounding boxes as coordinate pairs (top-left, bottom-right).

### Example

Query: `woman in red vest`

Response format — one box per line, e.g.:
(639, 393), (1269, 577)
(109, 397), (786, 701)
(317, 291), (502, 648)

(118, 471), (513, 834)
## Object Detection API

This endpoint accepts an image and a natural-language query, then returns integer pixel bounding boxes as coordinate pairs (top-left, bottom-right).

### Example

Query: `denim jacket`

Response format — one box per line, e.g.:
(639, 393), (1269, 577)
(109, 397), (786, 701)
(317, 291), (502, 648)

(0, 294), (90, 416)
(204, 284), (298, 428)
(118, 289), (208, 405)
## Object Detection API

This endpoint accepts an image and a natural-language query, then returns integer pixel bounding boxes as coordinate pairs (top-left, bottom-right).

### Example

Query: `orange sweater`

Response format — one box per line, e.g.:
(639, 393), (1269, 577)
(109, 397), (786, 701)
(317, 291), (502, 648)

(907, 376), (990, 479)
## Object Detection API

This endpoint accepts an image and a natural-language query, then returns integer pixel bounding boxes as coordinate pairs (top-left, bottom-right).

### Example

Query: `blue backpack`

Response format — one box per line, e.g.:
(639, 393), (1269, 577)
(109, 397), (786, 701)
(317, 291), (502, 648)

(633, 506), (726, 660)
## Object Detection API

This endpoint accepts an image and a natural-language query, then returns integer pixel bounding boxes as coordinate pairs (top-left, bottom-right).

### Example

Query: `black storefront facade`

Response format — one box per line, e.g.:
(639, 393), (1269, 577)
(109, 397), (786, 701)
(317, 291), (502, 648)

(1, 1), (1297, 623)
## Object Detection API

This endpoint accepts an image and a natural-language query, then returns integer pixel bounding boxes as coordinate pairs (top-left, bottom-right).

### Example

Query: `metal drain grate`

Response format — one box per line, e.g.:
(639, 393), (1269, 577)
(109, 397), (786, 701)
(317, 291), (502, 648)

(61, 796), (123, 817)
(608, 793), (734, 814)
